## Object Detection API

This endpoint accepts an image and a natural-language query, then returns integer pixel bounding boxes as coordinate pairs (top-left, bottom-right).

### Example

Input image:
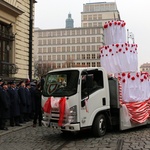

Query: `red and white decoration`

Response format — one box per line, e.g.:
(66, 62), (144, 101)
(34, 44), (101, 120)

(103, 20), (126, 45)
(43, 97), (69, 126)
(100, 43), (138, 74)
(117, 72), (150, 102)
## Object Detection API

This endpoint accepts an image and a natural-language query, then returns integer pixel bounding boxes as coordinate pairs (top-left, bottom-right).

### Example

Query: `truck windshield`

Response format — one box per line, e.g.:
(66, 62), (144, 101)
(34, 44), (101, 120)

(42, 70), (79, 97)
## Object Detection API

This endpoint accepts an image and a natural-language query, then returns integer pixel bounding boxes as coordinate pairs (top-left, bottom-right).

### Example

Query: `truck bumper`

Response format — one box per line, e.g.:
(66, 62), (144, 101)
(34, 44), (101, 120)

(61, 123), (80, 131)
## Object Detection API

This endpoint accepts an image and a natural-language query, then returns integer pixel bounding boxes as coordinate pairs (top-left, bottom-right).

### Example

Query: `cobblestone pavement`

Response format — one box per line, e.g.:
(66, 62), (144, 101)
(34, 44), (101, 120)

(0, 123), (150, 150)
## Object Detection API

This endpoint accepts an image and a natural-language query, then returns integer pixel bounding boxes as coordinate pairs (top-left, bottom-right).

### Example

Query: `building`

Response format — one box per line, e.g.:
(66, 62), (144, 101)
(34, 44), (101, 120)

(34, 2), (120, 77)
(0, 0), (36, 80)
(81, 2), (120, 27)
(140, 63), (150, 74)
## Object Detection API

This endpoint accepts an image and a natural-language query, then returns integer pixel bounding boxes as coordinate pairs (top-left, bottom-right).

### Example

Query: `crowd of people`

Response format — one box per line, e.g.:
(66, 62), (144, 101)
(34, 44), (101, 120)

(0, 78), (43, 131)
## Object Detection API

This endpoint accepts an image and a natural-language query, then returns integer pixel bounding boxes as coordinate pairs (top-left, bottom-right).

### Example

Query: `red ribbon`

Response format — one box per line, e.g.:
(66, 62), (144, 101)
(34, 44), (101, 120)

(43, 97), (66, 126)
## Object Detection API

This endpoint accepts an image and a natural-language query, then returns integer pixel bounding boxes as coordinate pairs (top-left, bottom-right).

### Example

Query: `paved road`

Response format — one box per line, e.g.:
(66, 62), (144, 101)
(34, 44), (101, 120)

(0, 123), (150, 150)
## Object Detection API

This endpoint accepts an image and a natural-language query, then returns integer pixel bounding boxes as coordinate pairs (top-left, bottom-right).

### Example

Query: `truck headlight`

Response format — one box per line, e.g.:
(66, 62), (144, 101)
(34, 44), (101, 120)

(67, 105), (77, 123)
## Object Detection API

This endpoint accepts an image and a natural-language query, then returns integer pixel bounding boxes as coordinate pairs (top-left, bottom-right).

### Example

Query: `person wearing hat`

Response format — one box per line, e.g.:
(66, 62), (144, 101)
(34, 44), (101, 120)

(18, 80), (27, 123)
(7, 81), (21, 127)
(0, 82), (10, 130)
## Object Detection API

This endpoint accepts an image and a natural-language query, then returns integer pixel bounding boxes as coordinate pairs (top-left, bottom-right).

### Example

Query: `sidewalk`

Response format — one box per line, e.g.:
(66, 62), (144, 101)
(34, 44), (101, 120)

(0, 121), (33, 136)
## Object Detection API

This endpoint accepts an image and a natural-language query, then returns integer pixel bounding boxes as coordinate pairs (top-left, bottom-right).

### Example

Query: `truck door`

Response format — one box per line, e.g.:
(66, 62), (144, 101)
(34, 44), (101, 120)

(80, 70), (105, 128)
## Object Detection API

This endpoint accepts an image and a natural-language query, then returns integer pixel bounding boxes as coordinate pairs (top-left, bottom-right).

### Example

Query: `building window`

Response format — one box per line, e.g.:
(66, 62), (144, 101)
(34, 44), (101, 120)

(72, 30), (75, 35)
(57, 39), (61, 44)
(81, 46), (85, 51)
(43, 48), (47, 53)
(62, 39), (65, 44)
(97, 62), (100, 67)
(67, 38), (70, 44)
(81, 29), (85, 35)
(62, 47), (65, 52)
(67, 47), (70, 52)
(38, 56), (42, 61)
(38, 48), (42, 54)
(52, 47), (56, 53)
(87, 62), (90, 67)
(83, 23), (87, 27)
(83, 15), (87, 21)
(97, 37), (101, 42)
(87, 54), (90, 59)
(93, 22), (97, 27)
(82, 38), (85, 43)
(92, 62), (95, 67)
(77, 54), (80, 59)
(77, 46), (80, 52)
(72, 46), (75, 52)
(62, 55), (65, 60)
(98, 14), (102, 20)
(52, 55), (56, 61)
(57, 55), (61, 60)
(72, 38), (75, 43)
(57, 31), (61, 36)
(88, 15), (92, 20)
(38, 32), (42, 37)
(43, 55), (46, 61)
(48, 47), (51, 53)
(48, 39), (51, 45)
(77, 30), (80, 35)
(43, 39), (46, 45)
(0, 22), (15, 75)
(52, 31), (56, 36)
(87, 37), (90, 43)
(67, 30), (70, 36)
(48, 55), (51, 60)
(52, 39), (56, 45)
(93, 14), (97, 20)
(38, 40), (42, 45)
(77, 38), (80, 43)
(92, 54), (95, 59)
(87, 46), (90, 51)
(57, 47), (61, 52)
(57, 63), (61, 68)
(43, 32), (47, 37)
(88, 23), (92, 27)
(92, 45), (95, 51)
(92, 37), (95, 42)
(82, 54), (85, 59)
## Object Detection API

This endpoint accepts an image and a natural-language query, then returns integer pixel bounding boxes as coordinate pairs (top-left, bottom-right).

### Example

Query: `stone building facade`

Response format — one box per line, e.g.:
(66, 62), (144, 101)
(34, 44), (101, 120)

(0, 0), (35, 80)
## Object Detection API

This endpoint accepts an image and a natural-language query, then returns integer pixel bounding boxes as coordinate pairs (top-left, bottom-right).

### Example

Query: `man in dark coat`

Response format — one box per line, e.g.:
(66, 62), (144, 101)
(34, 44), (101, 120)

(29, 82), (36, 119)
(18, 81), (27, 123)
(33, 82), (42, 127)
(25, 83), (32, 121)
(0, 82), (11, 130)
(8, 81), (21, 126)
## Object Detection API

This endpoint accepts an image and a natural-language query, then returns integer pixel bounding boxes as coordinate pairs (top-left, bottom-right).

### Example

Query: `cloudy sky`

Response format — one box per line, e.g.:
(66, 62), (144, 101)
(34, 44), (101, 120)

(34, 0), (150, 68)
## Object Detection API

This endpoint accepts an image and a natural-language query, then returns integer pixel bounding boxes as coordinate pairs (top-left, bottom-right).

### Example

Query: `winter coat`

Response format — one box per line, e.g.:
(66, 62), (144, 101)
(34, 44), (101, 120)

(0, 89), (11, 119)
(8, 87), (20, 117)
(18, 86), (27, 113)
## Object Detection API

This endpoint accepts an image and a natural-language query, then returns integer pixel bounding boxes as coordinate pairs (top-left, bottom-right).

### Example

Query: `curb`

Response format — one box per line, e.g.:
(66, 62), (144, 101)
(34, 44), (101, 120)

(0, 121), (32, 136)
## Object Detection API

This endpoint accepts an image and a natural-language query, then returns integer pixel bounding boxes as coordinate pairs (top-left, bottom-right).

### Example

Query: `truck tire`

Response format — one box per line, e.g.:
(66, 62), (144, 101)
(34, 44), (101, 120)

(92, 114), (106, 137)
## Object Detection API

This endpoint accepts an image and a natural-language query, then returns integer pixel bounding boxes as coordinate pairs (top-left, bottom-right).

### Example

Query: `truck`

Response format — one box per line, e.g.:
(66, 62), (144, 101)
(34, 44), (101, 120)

(41, 67), (149, 137)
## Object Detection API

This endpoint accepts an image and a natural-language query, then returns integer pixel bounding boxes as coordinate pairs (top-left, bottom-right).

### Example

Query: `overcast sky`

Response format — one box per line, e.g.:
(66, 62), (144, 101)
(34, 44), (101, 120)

(34, 0), (150, 68)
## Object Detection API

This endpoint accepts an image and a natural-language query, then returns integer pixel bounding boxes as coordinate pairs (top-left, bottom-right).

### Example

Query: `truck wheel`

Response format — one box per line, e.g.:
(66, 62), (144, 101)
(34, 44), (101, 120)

(92, 114), (106, 137)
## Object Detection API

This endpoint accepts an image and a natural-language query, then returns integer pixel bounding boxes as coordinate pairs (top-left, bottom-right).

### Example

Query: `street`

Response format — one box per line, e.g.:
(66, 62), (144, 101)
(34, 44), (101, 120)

(0, 122), (150, 150)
